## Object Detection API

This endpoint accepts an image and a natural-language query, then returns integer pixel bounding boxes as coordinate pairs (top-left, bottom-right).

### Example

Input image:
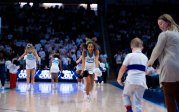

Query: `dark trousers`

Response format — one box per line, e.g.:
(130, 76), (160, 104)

(10, 73), (17, 89)
(162, 82), (179, 112)
(102, 71), (107, 83)
(146, 75), (159, 88)
(0, 73), (5, 87)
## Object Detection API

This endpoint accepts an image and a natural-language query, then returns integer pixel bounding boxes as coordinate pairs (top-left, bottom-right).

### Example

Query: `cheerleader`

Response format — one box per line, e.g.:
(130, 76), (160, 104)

(50, 53), (62, 89)
(80, 41), (99, 101)
(18, 44), (40, 90)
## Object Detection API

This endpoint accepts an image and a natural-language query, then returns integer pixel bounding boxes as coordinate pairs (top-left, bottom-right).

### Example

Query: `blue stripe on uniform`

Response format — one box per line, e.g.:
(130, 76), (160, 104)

(127, 64), (146, 71)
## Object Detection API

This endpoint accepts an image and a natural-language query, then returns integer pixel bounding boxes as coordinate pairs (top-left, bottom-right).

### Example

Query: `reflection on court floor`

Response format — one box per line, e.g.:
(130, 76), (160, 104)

(16, 82), (77, 95)
(0, 82), (166, 112)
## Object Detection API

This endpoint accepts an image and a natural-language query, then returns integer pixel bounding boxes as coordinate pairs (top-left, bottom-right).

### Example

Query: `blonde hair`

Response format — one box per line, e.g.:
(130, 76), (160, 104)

(158, 14), (179, 31)
(130, 37), (143, 48)
(25, 43), (34, 51)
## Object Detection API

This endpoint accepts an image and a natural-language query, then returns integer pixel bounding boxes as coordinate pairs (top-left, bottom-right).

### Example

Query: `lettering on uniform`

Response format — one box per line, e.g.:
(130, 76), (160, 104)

(86, 58), (94, 63)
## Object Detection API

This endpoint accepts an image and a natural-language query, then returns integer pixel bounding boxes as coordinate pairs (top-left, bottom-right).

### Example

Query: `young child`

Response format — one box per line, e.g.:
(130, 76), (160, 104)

(50, 53), (62, 89)
(6, 59), (20, 89)
(117, 37), (148, 112)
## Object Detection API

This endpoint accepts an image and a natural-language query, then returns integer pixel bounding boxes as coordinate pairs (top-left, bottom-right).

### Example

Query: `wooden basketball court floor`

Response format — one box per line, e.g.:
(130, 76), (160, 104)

(0, 82), (166, 112)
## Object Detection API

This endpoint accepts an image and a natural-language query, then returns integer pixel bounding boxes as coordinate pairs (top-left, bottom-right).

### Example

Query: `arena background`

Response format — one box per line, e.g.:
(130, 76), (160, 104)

(0, 0), (179, 82)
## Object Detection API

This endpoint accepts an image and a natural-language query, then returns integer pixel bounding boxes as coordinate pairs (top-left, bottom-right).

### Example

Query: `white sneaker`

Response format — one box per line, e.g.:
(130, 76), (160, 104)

(101, 81), (104, 86)
(97, 82), (100, 86)
(93, 81), (96, 86)
(52, 84), (55, 89)
(54, 90), (58, 94)
(78, 82), (81, 86)
(86, 95), (91, 102)
(27, 84), (30, 91)
(55, 83), (58, 89)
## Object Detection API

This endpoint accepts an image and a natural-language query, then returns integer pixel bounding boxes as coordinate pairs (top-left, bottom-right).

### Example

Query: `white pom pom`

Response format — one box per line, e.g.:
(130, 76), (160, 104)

(93, 68), (102, 77)
(99, 63), (106, 72)
(5, 60), (11, 66)
(103, 68), (106, 71)
(99, 63), (105, 68)
(5, 60), (12, 69)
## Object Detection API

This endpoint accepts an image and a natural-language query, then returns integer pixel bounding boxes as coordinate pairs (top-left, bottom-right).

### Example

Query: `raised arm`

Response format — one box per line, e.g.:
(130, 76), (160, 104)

(33, 50), (41, 61)
(18, 50), (27, 61)
(59, 60), (63, 71)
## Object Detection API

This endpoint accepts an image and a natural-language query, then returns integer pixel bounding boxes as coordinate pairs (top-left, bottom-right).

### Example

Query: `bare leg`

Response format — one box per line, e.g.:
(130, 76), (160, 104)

(30, 69), (36, 84)
(76, 70), (82, 85)
(26, 69), (30, 84)
(51, 73), (55, 84)
(55, 73), (58, 83)
(85, 76), (91, 95)
(90, 75), (95, 91)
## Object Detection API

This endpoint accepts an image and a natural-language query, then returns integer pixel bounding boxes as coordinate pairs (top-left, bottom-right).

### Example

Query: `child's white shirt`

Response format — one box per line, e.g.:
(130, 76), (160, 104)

(7, 63), (20, 74)
(123, 50), (148, 88)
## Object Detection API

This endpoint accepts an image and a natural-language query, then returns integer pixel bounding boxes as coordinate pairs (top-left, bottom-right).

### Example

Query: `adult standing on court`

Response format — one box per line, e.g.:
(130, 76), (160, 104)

(0, 51), (6, 90)
(148, 14), (179, 112)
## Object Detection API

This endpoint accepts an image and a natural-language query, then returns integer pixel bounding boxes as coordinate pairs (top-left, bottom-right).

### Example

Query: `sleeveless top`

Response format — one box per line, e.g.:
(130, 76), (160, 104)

(85, 51), (96, 74)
